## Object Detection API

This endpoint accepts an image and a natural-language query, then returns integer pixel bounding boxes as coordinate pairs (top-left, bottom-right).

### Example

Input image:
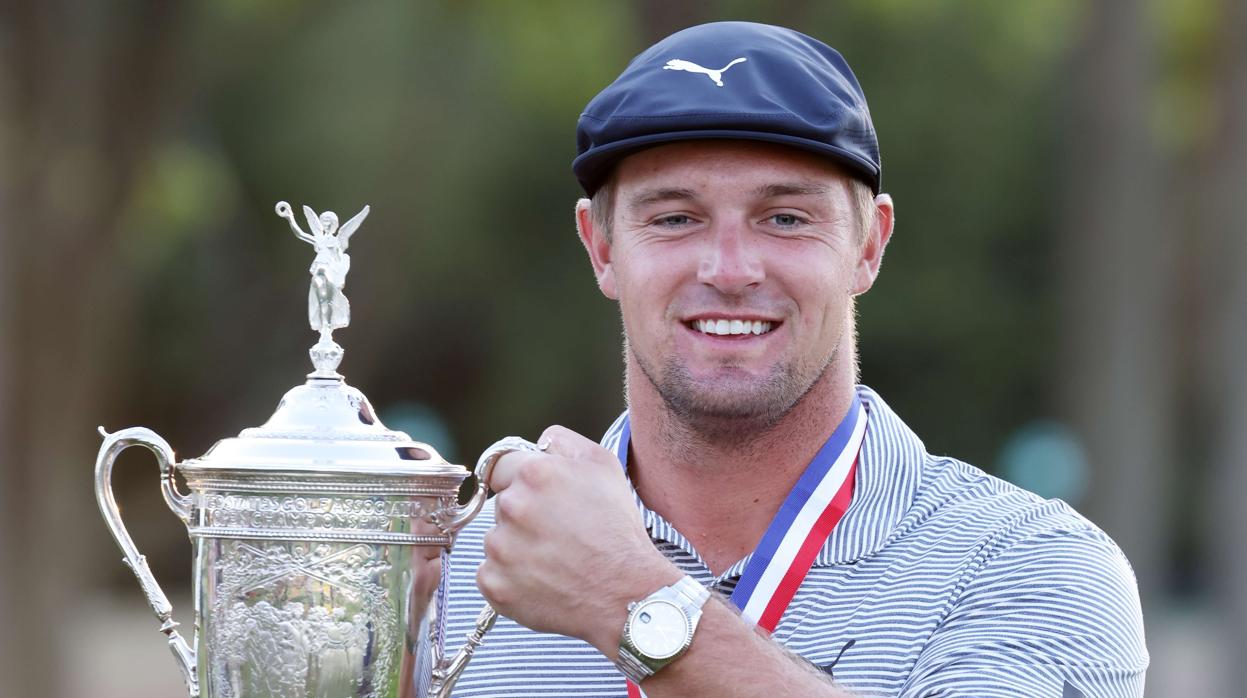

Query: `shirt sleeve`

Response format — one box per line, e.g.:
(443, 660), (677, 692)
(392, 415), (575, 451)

(898, 525), (1149, 698)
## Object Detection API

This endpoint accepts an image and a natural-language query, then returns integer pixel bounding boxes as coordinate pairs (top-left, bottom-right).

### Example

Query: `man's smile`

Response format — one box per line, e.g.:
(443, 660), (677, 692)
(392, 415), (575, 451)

(676, 314), (786, 357)
(687, 318), (777, 337)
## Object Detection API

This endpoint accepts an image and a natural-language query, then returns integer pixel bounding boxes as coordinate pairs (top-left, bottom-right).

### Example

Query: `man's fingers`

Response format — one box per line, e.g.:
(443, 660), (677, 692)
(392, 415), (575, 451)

(486, 450), (539, 493)
(486, 426), (618, 494)
(538, 424), (612, 463)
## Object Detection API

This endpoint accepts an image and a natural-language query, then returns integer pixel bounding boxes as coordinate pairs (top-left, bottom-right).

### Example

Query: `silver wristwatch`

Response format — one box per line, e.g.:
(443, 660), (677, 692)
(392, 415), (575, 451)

(616, 575), (711, 683)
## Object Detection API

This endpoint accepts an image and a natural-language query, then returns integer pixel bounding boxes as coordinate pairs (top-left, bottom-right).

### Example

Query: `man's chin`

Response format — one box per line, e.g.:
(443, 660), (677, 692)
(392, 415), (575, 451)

(631, 348), (824, 440)
(660, 388), (798, 439)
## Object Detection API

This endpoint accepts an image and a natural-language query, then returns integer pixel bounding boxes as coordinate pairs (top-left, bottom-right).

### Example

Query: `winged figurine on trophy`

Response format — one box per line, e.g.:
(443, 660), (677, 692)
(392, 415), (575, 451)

(275, 201), (370, 377)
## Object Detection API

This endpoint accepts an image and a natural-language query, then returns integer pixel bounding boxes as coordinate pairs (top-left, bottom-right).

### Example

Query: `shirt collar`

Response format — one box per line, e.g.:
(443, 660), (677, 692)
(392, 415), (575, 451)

(599, 385), (925, 577)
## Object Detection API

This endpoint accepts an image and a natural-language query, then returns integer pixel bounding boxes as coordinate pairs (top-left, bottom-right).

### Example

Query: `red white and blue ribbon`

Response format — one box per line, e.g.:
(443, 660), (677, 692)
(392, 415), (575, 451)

(608, 398), (867, 696)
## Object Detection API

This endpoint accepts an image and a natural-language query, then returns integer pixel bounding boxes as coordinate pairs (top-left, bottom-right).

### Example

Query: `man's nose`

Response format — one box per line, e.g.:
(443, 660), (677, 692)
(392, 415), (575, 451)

(697, 221), (764, 294)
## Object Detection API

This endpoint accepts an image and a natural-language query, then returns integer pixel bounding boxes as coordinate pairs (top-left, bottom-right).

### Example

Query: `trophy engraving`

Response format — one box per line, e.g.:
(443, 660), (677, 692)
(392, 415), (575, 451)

(94, 202), (489, 697)
(211, 542), (397, 697)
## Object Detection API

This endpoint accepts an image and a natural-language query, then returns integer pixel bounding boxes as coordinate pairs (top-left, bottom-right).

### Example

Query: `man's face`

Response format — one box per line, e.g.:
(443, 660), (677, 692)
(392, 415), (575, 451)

(582, 141), (887, 435)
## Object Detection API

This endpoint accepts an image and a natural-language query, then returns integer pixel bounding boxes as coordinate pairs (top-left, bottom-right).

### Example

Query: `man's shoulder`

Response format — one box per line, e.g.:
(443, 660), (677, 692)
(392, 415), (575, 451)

(856, 385), (1109, 547)
(901, 460), (1149, 690)
(905, 455), (1141, 617)
(903, 453), (1126, 568)
(922, 454), (1090, 524)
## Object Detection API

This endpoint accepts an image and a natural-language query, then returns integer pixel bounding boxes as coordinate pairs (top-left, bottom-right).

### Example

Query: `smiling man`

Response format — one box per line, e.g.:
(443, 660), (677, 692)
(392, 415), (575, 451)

(438, 22), (1147, 697)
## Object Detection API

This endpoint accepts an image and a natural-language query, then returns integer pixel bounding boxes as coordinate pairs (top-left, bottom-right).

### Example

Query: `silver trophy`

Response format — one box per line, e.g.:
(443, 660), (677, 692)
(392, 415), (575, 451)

(95, 202), (495, 697)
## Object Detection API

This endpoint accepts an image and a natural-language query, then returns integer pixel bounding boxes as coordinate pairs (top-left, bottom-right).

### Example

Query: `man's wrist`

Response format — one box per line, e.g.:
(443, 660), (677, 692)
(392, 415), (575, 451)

(615, 575), (711, 683)
(587, 555), (684, 660)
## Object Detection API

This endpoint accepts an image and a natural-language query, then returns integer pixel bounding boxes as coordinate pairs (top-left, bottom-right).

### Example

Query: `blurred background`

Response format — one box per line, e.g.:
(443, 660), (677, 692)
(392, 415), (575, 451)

(1, 1), (1242, 695)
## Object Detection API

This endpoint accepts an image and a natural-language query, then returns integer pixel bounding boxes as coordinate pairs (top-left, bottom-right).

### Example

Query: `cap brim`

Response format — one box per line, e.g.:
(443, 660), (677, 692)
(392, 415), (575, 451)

(573, 129), (881, 196)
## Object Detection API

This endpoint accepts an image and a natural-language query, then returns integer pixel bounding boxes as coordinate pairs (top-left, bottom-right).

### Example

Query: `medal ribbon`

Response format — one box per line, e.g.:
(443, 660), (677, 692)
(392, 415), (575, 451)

(602, 398), (867, 697)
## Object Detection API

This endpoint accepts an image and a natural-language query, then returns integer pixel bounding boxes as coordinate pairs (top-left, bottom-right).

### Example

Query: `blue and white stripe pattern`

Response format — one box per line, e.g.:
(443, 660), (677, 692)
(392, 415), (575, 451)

(439, 386), (1148, 696)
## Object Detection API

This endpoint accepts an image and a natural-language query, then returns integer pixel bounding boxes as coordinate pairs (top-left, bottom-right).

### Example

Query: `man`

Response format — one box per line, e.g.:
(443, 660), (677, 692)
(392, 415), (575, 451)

(439, 21), (1148, 697)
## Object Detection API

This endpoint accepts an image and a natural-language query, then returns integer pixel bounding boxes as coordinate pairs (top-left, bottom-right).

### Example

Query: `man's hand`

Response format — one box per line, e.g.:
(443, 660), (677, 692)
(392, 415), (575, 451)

(474, 426), (853, 697)
(476, 425), (681, 657)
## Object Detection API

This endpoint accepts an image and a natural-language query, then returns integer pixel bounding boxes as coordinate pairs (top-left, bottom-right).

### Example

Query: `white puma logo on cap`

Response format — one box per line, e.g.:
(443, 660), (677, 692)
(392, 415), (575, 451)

(663, 57), (748, 87)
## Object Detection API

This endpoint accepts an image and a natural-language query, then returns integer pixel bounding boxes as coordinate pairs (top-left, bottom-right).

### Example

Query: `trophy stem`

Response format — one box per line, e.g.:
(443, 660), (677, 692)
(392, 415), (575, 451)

(309, 332), (344, 379)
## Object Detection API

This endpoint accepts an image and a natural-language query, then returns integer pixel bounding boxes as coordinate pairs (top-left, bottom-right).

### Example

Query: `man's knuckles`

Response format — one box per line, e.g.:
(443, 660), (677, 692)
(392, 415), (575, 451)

(480, 527), (513, 566)
(475, 562), (513, 609)
(515, 456), (557, 489)
(539, 425), (614, 463)
(539, 424), (590, 449)
(488, 450), (543, 492)
(492, 489), (533, 524)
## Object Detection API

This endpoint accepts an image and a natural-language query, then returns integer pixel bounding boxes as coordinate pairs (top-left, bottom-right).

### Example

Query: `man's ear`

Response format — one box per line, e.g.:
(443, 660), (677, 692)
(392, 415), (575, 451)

(575, 198), (618, 299)
(852, 193), (895, 296)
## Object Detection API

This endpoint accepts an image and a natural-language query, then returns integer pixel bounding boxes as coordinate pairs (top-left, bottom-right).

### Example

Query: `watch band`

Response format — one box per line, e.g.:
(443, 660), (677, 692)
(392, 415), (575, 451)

(616, 642), (659, 684)
(616, 576), (710, 683)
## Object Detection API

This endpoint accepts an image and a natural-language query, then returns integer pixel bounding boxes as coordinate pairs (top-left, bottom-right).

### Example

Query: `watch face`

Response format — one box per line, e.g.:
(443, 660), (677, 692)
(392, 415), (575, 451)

(629, 599), (691, 659)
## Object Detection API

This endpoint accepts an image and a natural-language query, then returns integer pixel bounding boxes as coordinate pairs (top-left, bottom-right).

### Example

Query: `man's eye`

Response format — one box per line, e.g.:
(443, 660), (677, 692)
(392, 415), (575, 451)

(770, 213), (804, 227)
(655, 214), (692, 226)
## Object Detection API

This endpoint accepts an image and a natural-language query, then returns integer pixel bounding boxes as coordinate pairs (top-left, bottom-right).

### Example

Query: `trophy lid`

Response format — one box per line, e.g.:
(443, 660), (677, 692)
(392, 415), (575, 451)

(180, 201), (465, 482)
(181, 377), (464, 478)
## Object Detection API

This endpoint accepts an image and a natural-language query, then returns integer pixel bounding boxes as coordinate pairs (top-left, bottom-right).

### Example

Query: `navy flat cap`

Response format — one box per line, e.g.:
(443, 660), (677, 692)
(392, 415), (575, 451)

(573, 21), (881, 196)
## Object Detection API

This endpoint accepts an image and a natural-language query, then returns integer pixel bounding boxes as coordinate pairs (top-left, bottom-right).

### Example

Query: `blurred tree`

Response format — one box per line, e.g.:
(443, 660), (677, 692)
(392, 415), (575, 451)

(1200, 0), (1247, 678)
(0, 2), (193, 695)
(1056, 0), (1175, 604)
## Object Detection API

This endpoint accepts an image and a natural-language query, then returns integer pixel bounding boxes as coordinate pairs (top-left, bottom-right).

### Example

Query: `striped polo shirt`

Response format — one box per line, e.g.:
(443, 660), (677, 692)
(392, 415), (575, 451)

(438, 386), (1148, 696)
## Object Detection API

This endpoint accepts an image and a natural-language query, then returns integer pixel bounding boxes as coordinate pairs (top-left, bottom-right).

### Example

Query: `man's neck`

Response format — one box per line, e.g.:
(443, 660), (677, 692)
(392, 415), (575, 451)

(625, 362), (857, 577)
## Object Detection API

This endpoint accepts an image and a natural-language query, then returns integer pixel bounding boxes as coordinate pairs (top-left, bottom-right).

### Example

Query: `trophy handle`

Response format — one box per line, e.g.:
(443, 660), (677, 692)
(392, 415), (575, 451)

(426, 475), (499, 697)
(430, 438), (554, 696)
(428, 604), (498, 698)
(443, 477), (488, 532)
(95, 426), (199, 697)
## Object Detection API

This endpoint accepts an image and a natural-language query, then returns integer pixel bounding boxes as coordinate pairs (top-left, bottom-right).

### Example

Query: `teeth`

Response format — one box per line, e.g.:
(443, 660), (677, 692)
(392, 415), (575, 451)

(695, 319), (774, 336)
